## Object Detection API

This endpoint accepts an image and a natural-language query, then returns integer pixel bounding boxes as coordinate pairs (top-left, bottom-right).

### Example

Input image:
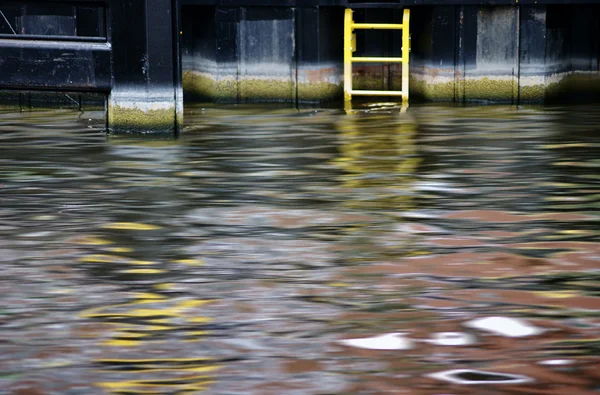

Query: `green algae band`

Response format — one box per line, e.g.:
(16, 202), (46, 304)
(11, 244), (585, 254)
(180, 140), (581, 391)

(109, 105), (176, 134)
(183, 71), (343, 103)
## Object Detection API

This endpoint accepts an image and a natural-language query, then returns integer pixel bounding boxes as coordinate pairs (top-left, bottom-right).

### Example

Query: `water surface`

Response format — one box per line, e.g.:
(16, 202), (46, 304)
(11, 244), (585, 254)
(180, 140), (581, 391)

(2, 104), (600, 394)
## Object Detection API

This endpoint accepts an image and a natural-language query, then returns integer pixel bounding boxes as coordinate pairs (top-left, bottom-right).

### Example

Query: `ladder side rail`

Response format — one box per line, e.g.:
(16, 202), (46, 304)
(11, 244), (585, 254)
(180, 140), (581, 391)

(402, 8), (410, 103)
(344, 9), (354, 102)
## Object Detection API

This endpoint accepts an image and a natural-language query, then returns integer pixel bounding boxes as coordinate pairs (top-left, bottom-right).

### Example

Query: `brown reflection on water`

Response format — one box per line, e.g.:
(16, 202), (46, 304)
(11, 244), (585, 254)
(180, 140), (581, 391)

(1, 104), (600, 394)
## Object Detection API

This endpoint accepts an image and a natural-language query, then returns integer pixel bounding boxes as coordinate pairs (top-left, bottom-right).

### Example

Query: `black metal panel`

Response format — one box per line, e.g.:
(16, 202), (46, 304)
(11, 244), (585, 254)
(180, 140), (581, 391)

(520, 6), (546, 69)
(109, 0), (147, 85)
(108, 0), (176, 89)
(459, 5), (477, 70)
(570, 5), (598, 71)
(297, 7), (320, 64)
(18, 0), (107, 3)
(0, 39), (111, 91)
(318, 6), (343, 63)
(76, 5), (106, 37)
(0, 2), (106, 39)
(431, 6), (456, 67)
(215, 7), (238, 64)
(545, 4), (569, 74)
(146, 0), (175, 87)
(22, 4), (77, 36)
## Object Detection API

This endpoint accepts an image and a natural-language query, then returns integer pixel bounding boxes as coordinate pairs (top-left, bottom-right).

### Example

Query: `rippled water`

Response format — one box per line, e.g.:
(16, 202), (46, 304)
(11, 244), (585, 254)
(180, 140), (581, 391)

(2, 103), (600, 395)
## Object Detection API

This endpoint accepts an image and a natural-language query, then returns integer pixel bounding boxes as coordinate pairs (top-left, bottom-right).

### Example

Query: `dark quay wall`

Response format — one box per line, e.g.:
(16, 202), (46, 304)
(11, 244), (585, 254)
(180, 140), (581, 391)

(0, 0), (599, 134)
(181, 1), (600, 105)
(410, 3), (600, 103)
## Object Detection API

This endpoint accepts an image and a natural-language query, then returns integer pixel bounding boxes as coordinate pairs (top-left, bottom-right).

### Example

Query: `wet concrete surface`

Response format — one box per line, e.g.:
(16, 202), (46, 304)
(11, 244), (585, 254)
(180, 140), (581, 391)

(1, 104), (600, 394)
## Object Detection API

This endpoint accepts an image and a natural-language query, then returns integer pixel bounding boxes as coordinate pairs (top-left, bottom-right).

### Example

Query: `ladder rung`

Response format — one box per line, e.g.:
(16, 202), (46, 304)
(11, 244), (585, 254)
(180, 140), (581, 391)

(351, 57), (404, 63)
(350, 90), (404, 96)
(352, 23), (404, 30)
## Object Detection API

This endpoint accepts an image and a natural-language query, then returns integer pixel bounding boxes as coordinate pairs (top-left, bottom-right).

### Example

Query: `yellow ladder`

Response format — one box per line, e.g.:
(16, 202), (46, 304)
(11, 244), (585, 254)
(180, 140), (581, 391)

(344, 8), (410, 104)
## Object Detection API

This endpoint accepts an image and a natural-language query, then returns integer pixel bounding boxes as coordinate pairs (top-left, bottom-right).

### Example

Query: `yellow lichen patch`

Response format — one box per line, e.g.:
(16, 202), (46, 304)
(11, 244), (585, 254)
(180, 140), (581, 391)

(173, 258), (204, 266)
(79, 254), (123, 263)
(411, 78), (455, 101)
(109, 105), (175, 134)
(239, 78), (295, 101)
(102, 222), (162, 231)
(121, 268), (166, 274)
(183, 71), (239, 101)
(72, 236), (113, 245)
(297, 81), (343, 102)
(519, 84), (545, 102)
(353, 74), (385, 91)
(464, 77), (515, 102)
(183, 71), (216, 98)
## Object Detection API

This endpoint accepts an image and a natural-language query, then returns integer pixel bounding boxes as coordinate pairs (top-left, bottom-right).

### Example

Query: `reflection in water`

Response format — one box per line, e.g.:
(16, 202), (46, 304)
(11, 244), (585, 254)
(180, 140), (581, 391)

(335, 108), (419, 211)
(2, 104), (600, 394)
(428, 369), (534, 385)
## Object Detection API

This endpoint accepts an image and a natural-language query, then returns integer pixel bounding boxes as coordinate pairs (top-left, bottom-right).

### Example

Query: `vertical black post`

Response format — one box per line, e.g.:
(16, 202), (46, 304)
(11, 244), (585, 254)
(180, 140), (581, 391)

(108, 0), (178, 134)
